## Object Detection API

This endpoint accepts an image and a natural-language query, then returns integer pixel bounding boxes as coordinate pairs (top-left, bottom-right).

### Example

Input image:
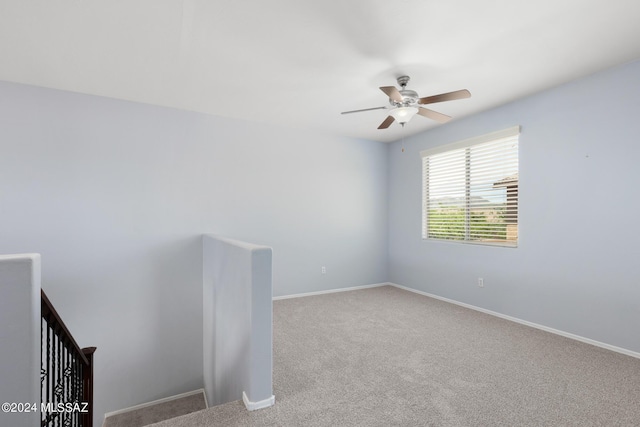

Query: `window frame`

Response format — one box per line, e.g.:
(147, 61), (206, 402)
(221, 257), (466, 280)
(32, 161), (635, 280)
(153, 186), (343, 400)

(421, 126), (520, 248)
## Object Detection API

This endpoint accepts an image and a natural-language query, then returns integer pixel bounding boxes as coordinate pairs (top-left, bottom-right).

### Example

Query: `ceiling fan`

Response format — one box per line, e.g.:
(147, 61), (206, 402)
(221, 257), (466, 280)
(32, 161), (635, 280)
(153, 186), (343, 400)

(341, 76), (471, 129)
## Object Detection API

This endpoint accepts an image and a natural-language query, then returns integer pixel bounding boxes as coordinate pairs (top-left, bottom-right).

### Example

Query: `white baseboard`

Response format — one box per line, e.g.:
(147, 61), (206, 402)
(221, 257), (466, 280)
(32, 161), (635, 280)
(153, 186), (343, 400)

(103, 388), (207, 420)
(242, 391), (275, 411)
(388, 282), (640, 360)
(273, 282), (389, 300)
(202, 388), (209, 409)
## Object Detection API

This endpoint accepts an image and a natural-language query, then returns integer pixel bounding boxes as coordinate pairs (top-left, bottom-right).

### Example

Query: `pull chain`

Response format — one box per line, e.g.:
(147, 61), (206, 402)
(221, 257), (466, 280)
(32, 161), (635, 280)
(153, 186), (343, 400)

(401, 123), (405, 152)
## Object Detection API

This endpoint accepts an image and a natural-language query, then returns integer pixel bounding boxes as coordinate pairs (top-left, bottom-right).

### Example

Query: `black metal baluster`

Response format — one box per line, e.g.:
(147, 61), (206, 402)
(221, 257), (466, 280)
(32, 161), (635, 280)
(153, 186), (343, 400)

(68, 352), (72, 427)
(69, 346), (73, 427)
(68, 345), (72, 427)
(75, 354), (80, 427)
(58, 330), (62, 427)
(51, 323), (56, 427)
(62, 341), (65, 427)
(69, 352), (74, 427)
(73, 356), (82, 426)
(58, 332), (62, 427)
(79, 354), (83, 427)
(64, 343), (69, 427)
(61, 335), (65, 427)
(55, 325), (59, 427)
(51, 322), (56, 426)
(55, 330), (59, 427)
(70, 350), (75, 427)
(41, 317), (45, 426)
(47, 318), (52, 425)
(78, 358), (83, 427)
(52, 331), (56, 427)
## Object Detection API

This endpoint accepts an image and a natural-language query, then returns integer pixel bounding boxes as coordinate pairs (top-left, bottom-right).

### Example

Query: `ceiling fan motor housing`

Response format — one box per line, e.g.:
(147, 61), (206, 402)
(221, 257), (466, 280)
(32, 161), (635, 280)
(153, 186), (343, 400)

(389, 89), (418, 107)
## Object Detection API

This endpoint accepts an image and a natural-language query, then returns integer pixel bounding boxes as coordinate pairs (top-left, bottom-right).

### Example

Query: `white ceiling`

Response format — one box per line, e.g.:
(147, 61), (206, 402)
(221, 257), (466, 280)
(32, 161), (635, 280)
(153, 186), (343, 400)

(2, 0), (640, 143)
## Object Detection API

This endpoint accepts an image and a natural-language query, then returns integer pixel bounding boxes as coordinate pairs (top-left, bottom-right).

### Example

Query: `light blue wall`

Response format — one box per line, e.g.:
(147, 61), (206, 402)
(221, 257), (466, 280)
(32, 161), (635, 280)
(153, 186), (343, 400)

(0, 81), (388, 424)
(388, 59), (640, 353)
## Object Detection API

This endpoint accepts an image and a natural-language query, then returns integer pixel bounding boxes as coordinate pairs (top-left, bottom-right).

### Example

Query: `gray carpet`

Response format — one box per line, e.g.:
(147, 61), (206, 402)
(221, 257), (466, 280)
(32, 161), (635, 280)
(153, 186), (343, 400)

(149, 285), (640, 426)
(103, 391), (206, 427)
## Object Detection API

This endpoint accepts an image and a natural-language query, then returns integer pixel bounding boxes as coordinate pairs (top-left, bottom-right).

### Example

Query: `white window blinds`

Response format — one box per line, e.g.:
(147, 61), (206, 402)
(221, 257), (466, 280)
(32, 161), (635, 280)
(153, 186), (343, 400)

(421, 126), (520, 247)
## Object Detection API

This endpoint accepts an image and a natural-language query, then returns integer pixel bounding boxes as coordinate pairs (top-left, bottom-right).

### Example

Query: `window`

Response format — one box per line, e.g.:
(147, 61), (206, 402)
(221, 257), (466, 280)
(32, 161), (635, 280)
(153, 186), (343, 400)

(421, 126), (519, 247)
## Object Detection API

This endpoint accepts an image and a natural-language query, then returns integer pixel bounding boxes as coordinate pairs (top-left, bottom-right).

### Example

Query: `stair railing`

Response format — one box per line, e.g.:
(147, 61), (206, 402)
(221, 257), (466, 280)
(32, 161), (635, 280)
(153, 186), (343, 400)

(41, 290), (96, 427)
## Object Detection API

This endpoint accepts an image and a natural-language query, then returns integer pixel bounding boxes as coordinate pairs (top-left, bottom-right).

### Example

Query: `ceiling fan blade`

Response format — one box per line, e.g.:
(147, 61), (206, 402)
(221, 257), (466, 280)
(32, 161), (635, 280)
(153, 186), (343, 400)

(380, 86), (403, 103)
(418, 89), (471, 105)
(417, 107), (452, 123)
(341, 106), (387, 115)
(377, 116), (395, 129)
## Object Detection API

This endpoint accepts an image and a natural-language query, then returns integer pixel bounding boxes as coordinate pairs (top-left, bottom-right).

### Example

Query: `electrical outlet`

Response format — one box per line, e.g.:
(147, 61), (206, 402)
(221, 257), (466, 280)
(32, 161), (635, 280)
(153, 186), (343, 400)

(321, 266), (326, 274)
(478, 278), (484, 287)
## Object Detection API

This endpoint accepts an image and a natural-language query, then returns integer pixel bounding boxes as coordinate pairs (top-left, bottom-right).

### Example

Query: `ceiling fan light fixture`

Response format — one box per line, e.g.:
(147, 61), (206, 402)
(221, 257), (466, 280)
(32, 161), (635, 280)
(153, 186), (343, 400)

(389, 106), (418, 124)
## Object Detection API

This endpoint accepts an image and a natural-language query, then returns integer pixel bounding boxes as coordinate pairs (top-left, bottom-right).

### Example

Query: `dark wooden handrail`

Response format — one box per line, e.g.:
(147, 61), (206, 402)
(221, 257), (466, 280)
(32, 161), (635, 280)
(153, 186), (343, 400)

(41, 290), (96, 427)
(41, 291), (89, 365)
